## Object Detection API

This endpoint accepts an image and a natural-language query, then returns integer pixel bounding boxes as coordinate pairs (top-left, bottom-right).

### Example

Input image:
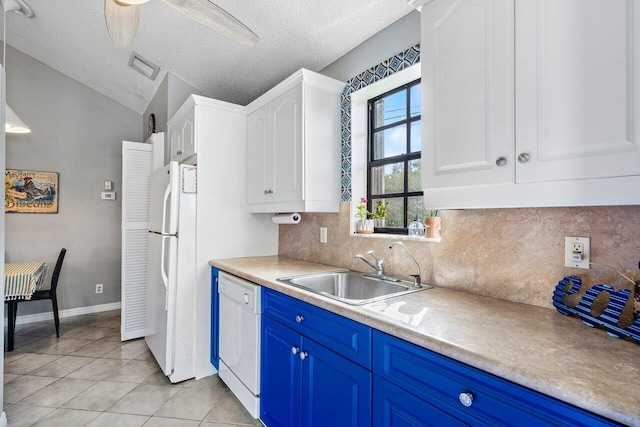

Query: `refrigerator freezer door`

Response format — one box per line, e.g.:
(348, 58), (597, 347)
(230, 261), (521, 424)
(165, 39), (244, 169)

(145, 232), (177, 376)
(149, 162), (180, 235)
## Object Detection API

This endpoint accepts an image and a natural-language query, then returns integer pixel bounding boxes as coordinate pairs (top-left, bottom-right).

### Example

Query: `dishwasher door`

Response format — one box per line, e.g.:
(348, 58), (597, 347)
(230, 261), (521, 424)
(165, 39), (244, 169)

(218, 272), (261, 403)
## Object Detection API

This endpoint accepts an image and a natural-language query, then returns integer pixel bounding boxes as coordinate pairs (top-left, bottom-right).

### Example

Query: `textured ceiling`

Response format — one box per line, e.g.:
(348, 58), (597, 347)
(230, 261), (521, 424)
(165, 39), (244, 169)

(0, 0), (413, 113)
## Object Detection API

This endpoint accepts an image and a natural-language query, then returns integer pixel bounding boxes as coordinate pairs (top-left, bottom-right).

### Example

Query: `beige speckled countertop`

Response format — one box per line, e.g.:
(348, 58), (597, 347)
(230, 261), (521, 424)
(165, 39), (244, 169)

(210, 255), (640, 426)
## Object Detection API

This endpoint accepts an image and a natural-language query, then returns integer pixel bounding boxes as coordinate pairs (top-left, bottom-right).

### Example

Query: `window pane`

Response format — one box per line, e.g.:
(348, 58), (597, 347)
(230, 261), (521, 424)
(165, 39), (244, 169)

(372, 197), (404, 228)
(374, 91), (407, 127)
(371, 162), (404, 195)
(410, 84), (421, 117)
(410, 121), (421, 153)
(407, 195), (428, 224)
(373, 125), (407, 160)
(408, 159), (421, 192)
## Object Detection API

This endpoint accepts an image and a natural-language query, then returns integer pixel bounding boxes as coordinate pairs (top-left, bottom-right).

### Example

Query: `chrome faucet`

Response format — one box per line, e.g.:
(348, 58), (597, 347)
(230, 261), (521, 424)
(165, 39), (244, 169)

(389, 241), (422, 288)
(355, 251), (385, 276)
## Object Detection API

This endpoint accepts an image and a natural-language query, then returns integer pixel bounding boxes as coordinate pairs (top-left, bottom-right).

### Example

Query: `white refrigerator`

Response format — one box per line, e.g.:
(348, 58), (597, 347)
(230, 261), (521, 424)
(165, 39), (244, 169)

(146, 161), (197, 383)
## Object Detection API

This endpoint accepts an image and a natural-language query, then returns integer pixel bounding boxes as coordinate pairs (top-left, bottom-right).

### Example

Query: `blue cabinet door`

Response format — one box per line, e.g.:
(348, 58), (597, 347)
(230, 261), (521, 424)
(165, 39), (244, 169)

(301, 337), (372, 427)
(261, 316), (302, 427)
(373, 376), (469, 427)
(210, 267), (219, 370)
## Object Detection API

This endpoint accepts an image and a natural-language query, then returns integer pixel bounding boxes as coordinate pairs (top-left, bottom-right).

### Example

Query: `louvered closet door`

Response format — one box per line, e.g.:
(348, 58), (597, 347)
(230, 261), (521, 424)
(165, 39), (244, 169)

(121, 141), (154, 340)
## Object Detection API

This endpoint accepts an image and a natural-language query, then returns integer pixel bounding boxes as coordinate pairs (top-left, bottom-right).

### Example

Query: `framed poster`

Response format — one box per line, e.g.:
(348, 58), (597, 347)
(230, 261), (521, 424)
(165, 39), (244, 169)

(5, 169), (59, 213)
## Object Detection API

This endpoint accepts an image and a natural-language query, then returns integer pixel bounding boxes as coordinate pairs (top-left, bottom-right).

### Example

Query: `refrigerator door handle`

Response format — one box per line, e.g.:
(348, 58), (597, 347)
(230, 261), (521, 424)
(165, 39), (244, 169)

(161, 182), (172, 235)
(160, 235), (169, 312)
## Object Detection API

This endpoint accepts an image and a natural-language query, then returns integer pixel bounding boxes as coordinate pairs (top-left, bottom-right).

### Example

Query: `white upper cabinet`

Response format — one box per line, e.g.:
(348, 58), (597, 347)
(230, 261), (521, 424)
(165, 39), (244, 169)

(414, 0), (640, 208)
(421, 0), (514, 188)
(169, 107), (195, 163)
(246, 69), (343, 213)
(515, 0), (639, 183)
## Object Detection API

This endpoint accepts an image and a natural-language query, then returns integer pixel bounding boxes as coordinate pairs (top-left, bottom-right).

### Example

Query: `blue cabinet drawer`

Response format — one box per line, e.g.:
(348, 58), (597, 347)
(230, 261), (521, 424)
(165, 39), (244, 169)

(373, 331), (618, 427)
(263, 288), (371, 369)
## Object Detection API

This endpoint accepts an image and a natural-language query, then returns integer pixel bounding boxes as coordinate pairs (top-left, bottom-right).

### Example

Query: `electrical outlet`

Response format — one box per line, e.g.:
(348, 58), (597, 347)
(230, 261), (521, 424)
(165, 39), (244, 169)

(565, 237), (590, 269)
(320, 227), (328, 244)
(95, 284), (103, 294)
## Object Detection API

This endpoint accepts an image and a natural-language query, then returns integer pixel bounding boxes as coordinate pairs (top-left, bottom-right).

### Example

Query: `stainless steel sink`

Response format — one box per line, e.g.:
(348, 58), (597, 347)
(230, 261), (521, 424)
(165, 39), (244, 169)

(277, 271), (432, 305)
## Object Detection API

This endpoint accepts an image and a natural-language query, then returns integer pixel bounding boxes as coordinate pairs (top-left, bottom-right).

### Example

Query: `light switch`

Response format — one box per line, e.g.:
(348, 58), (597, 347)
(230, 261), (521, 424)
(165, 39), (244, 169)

(104, 180), (113, 191)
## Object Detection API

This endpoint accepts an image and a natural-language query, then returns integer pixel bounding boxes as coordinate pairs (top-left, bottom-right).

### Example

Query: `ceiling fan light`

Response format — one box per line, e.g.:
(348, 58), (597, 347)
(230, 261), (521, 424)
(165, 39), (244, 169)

(105, 0), (140, 47)
(162, 0), (259, 46)
(115, 0), (150, 5)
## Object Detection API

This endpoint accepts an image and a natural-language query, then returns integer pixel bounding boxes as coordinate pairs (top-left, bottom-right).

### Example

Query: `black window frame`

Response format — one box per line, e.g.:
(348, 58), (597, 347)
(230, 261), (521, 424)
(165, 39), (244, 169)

(367, 79), (422, 235)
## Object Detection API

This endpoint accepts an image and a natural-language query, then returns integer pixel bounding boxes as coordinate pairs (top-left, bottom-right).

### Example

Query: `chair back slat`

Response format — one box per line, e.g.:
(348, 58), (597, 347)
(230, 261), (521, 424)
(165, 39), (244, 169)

(50, 248), (66, 294)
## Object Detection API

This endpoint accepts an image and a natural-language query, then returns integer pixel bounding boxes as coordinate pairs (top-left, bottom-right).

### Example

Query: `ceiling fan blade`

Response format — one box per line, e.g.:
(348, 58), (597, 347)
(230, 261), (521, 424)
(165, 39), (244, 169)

(105, 0), (140, 47)
(162, 0), (259, 46)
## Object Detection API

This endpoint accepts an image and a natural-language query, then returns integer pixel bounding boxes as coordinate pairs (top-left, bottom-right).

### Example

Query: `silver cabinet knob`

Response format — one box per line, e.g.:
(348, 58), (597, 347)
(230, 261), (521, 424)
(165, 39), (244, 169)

(459, 392), (474, 407)
(495, 157), (507, 167)
(243, 293), (249, 304)
(295, 314), (304, 323)
(299, 351), (308, 360)
(264, 189), (274, 195)
(291, 346), (299, 355)
(517, 152), (531, 163)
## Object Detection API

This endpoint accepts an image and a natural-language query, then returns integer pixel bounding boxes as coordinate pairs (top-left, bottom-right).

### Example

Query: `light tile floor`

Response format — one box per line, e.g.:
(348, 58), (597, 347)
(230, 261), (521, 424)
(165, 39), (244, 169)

(4, 309), (260, 427)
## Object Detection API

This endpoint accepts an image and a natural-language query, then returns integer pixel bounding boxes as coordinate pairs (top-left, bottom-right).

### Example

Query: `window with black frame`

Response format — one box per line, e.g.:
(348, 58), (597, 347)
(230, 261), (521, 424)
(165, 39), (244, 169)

(367, 79), (425, 234)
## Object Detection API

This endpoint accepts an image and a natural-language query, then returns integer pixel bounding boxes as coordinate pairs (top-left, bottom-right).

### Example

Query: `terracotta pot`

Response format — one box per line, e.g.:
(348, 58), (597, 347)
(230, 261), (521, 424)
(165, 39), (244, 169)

(424, 217), (441, 238)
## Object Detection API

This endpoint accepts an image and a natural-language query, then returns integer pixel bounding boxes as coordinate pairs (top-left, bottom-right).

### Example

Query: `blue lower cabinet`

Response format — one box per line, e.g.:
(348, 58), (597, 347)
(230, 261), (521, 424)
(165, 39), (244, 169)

(261, 314), (372, 427)
(210, 267), (220, 370)
(261, 316), (302, 427)
(373, 376), (468, 427)
(302, 338), (371, 427)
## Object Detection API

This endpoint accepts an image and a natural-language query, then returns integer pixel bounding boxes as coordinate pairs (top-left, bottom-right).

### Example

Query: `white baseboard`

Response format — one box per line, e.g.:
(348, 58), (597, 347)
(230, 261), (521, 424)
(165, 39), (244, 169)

(13, 302), (122, 326)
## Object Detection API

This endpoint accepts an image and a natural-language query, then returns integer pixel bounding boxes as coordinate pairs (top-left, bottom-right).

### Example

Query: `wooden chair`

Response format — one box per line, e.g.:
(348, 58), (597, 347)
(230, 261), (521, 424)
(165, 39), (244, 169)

(7, 248), (67, 346)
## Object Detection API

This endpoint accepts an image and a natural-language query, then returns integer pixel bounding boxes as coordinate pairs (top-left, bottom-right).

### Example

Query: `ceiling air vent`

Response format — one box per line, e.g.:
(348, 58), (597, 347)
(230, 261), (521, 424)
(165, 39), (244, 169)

(128, 52), (160, 80)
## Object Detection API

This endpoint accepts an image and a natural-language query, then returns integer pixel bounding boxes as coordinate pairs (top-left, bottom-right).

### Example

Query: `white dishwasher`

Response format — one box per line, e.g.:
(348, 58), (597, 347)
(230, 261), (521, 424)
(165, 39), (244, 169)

(218, 272), (261, 418)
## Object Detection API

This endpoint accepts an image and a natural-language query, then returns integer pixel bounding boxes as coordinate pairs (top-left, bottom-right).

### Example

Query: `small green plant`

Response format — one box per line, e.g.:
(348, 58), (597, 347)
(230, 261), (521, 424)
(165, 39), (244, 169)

(427, 209), (440, 217)
(355, 197), (370, 220)
(371, 200), (390, 220)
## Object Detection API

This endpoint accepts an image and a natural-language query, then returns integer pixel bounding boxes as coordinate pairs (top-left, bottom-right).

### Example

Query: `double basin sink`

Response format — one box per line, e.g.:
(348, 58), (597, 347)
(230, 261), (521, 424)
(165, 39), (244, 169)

(277, 271), (432, 305)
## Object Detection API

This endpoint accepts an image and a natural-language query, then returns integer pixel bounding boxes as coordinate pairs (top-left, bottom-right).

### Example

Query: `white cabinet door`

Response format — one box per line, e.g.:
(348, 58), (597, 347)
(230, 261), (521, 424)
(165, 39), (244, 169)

(170, 108), (195, 163)
(421, 0), (515, 189)
(271, 85), (303, 203)
(515, 0), (640, 183)
(121, 141), (153, 341)
(170, 126), (182, 162)
(246, 103), (271, 204)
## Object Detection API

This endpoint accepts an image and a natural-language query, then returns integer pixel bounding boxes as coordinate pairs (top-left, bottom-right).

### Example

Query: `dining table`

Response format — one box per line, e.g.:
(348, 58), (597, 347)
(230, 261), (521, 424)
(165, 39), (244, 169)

(4, 261), (49, 351)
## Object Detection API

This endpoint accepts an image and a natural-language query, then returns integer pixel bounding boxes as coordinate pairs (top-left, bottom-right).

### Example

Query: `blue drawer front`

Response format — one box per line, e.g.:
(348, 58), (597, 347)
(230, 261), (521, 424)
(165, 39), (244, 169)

(373, 331), (618, 427)
(373, 376), (469, 427)
(263, 288), (372, 369)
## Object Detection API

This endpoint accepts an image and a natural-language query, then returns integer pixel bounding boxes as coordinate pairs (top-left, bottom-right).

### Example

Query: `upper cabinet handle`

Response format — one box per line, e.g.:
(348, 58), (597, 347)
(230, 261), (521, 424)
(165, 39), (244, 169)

(495, 157), (508, 167)
(517, 152), (531, 164)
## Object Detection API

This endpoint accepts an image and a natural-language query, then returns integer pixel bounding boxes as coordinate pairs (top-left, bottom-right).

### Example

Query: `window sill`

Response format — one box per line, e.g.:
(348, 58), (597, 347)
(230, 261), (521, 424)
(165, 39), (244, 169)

(350, 233), (441, 243)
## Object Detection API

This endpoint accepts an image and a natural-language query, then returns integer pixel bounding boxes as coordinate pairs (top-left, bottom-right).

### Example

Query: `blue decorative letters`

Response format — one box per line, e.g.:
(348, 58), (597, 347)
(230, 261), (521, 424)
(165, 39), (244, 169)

(553, 276), (640, 345)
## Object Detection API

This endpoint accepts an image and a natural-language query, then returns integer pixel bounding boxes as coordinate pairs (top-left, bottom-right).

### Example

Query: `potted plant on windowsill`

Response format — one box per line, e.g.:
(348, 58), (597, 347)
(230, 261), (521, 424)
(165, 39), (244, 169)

(371, 200), (389, 228)
(424, 210), (441, 238)
(355, 198), (374, 234)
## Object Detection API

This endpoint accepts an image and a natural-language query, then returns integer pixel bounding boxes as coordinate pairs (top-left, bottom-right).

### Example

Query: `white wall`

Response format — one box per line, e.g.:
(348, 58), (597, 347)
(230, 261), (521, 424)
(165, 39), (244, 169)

(4, 45), (143, 316)
(320, 10), (421, 82)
